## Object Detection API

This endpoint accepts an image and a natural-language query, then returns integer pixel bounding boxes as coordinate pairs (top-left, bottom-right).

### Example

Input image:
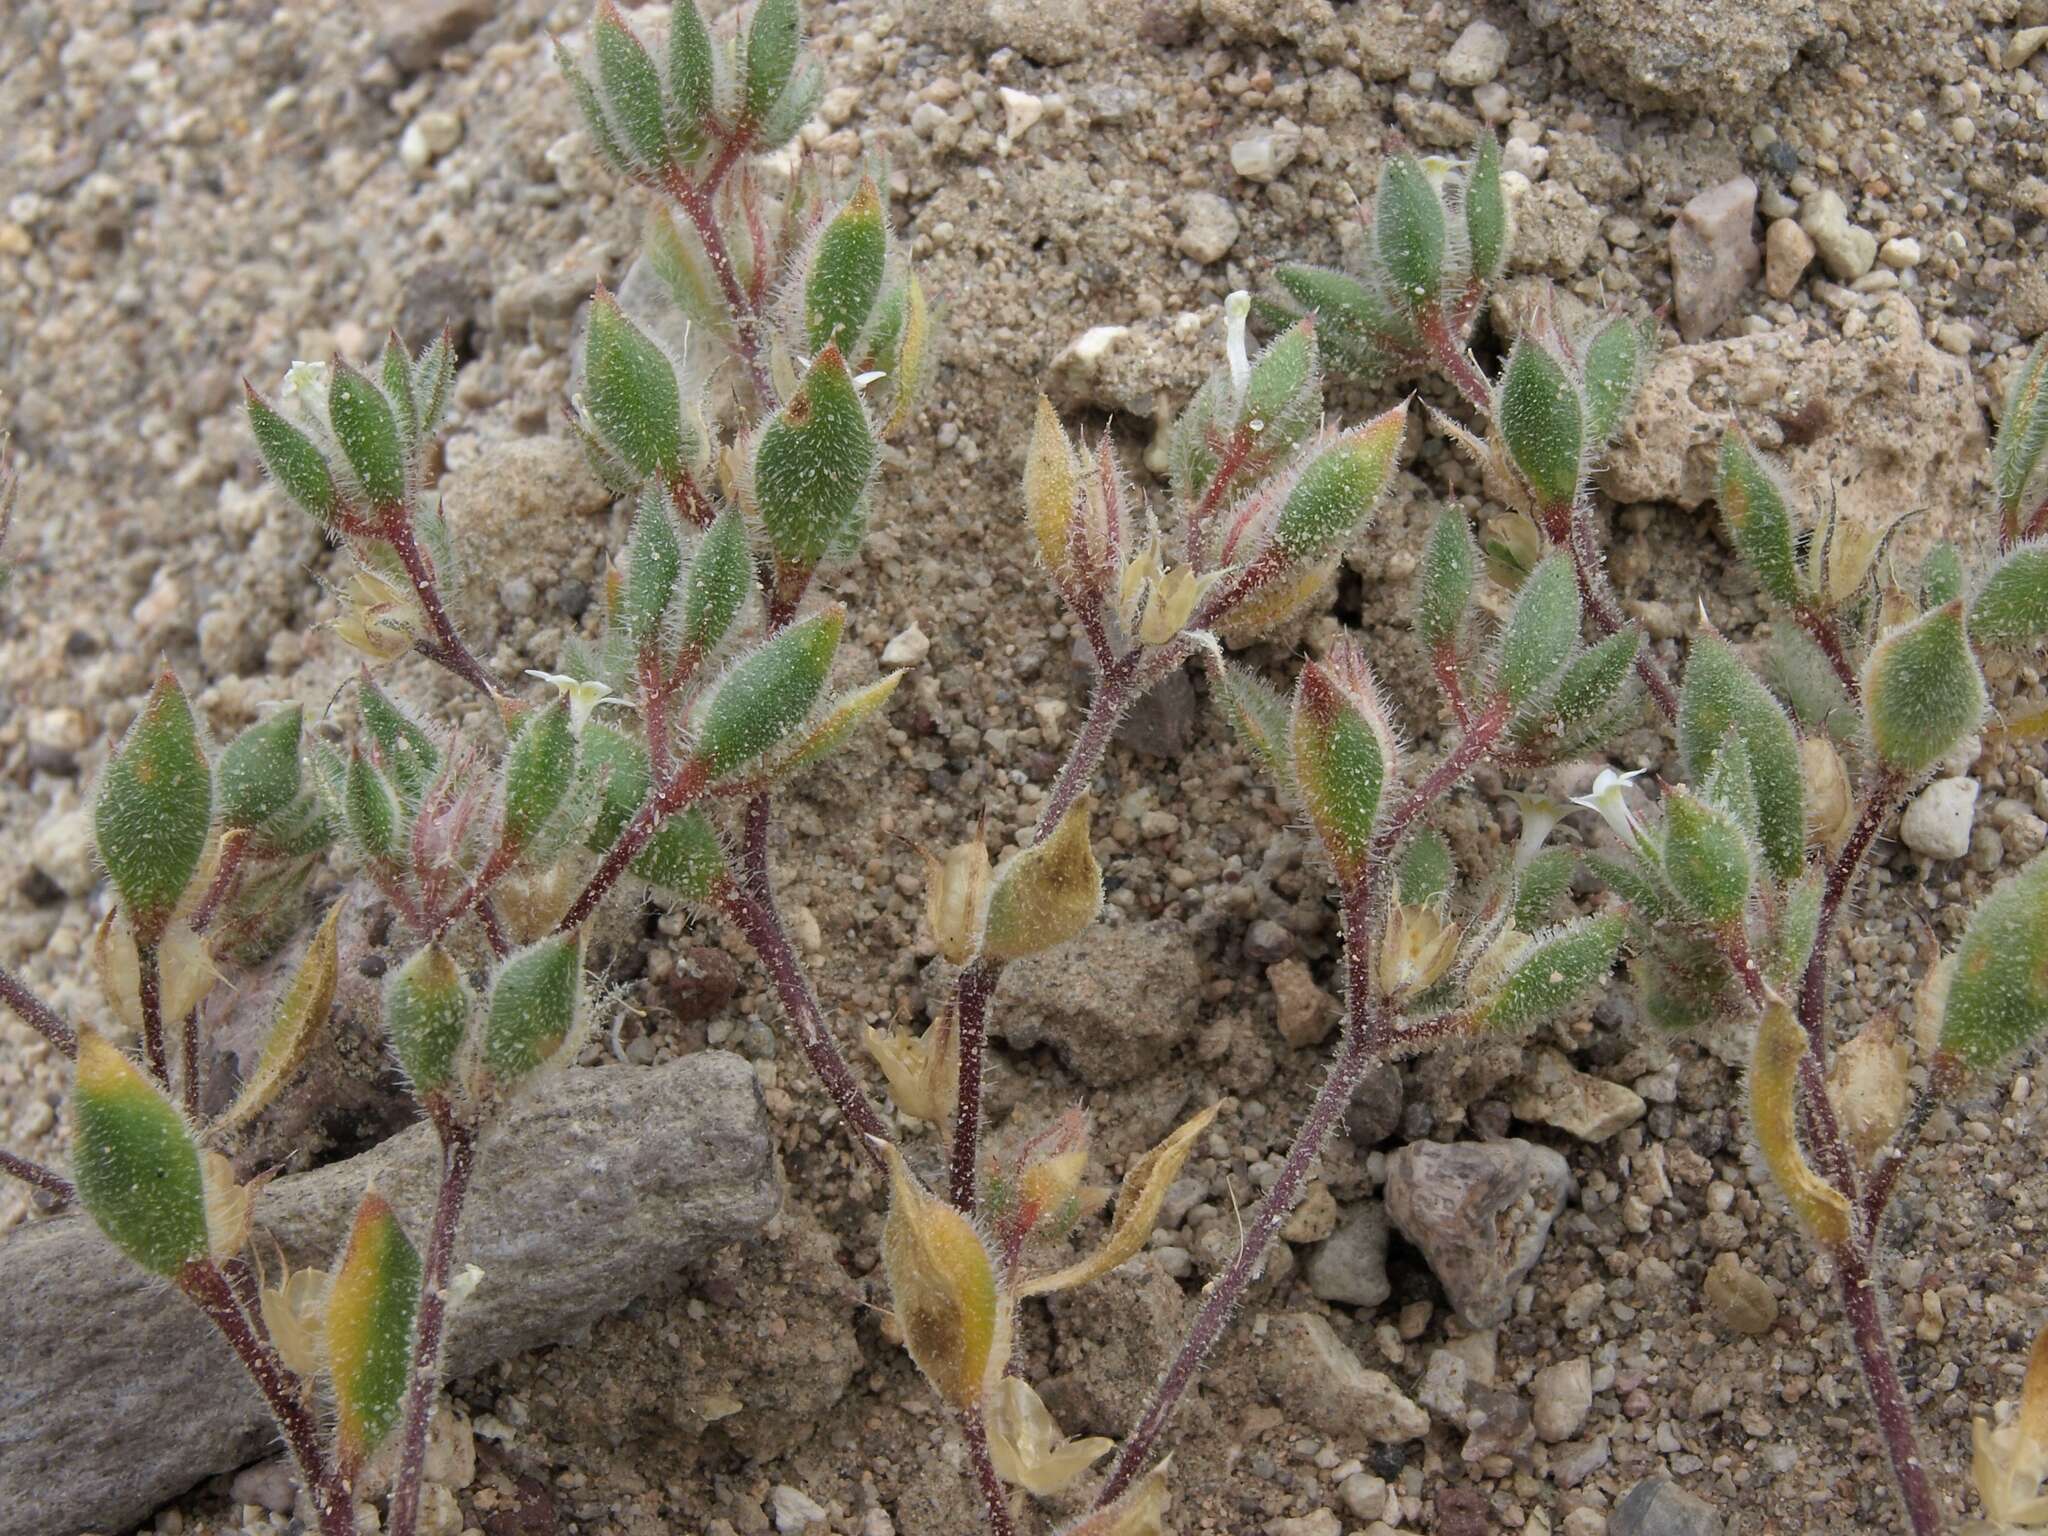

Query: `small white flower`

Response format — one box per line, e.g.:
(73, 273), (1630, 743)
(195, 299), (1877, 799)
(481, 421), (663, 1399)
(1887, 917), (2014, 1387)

(1224, 290), (1253, 408)
(1507, 790), (1570, 866)
(526, 670), (632, 737)
(280, 359), (329, 421)
(1572, 766), (1649, 849)
(852, 369), (889, 390)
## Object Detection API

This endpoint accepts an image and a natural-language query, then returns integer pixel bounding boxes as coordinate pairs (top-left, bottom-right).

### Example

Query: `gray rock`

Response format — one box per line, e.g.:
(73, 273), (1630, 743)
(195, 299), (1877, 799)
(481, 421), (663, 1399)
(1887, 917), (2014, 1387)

(1798, 189), (1877, 282)
(1669, 177), (1758, 341)
(1305, 1203), (1391, 1308)
(1383, 1138), (1573, 1327)
(1344, 1064), (1405, 1147)
(1440, 21), (1510, 87)
(1522, 0), (1821, 113)
(1176, 192), (1241, 265)
(380, 0), (496, 74)
(1531, 1357), (1594, 1442)
(1611, 1476), (1723, 1536)
(0, 1054), (778, 1536)
(995, 921), (1201, 1085)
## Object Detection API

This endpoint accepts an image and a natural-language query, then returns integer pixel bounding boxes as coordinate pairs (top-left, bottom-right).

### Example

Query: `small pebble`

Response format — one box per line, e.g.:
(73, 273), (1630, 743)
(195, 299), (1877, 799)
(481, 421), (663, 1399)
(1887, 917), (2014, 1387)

(1439, 21), (1509, 88)
(1878, 236), (1922, 269)
(881, 622), (931, 668)
(1230, 120), (1303, 182)
(998, 87), (1044, 141)
(1900, 777), (1980, 861)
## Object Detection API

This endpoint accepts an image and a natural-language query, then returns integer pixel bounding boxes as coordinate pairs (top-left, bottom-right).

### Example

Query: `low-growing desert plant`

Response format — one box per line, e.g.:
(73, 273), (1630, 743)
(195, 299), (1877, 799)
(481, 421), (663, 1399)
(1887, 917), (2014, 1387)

(9, 13), (2048, 1535)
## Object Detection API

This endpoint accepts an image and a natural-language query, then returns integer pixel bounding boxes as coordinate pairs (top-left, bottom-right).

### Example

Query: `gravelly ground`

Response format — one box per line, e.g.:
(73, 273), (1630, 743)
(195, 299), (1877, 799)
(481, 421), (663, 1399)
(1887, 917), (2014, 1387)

(7, 0), (2048, 1533)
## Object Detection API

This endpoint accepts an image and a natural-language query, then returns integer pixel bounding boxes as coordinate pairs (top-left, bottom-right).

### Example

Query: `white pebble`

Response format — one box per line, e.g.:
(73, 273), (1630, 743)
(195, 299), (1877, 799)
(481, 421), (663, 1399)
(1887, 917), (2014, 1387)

(1900, 777), (1980, 861)
(998, 87), (1044, 141)
(881, 622), (931, 668)
(1879, 236), (1923, 269)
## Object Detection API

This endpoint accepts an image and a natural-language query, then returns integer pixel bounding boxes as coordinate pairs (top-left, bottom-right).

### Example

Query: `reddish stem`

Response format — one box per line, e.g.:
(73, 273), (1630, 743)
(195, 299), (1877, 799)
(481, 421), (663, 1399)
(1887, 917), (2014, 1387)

(555, 759), (711, 933)
(962, 1405), (1018, 1536)
(180, 1258), (354, 1536)
(180, 1006), (202, 1119)
(1184, 426), (1257, 567)
(1796, 602), (1863, 702)
(476, 898), (511, 960)
(1421, 305), (1494, 415)
(0, 964), (76, 1057)
(0, 1148), (72, 1204)
(1564, 497), (1680, 719)
(1432, 639), (1473, 730)
(661, 162), (776, 407)
(138, 942), (169, 1090)
(380, 507), (502, 701)
(1799, 776), (1902, 1071)
(946, 958), (999, 1211)
(187, 830), (250, 935)
(386, 1122), (477, 1536)
(1834, 1239), (1944, 1536)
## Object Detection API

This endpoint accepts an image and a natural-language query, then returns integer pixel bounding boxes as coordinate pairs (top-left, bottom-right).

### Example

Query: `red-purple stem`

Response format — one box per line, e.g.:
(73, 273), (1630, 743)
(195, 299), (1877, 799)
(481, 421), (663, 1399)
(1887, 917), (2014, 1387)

(1796, 602), (1863, 702)
(187, 830), (249, 935)
(555, 759), (711, 934)
(386, 1121), (478, 1536)
(180, 1006), (202, 1119)
(0, 964), (76, 1057)
(1834, 1238), (1944, 1536)
(946, 958), (999, 1211)
(0, 1148), (72, 1203)
(138, 942), (169, 1089)
(961, 1405), (1018, 1536)
(1421, 305), (1495, 415)
(661, 159), (776, 408)
(180, 1258), (354, 1536)
(1565, 497), (1679, 719)
(382, 508), (503, 702)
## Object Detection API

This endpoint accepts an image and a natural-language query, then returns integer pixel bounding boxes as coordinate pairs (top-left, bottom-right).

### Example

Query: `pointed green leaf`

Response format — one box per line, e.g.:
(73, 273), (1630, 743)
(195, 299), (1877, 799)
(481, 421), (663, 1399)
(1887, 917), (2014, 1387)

(414, 332), (456, 436)
(327, 362), (407, 506)
(622, 487), (684, 648)
(681, 507), (751, 655)
(1496, 339), (1584, 509)
(1513, 846), (1574, 930)
(246, 388), (339, 523)
(1970, 543), (2048, 649)
(580, 721), (652, 852)
(1290, 642), (1396, 881)
(754, 54), (823, 152)
(1717, 433), (1804, 607)
(1494, 553), (1580, 703)
(1550, 628), (1641, 732)
(218, 707), (303, 831)
(483, 934), (584, 1083)
(744, 0), (801, 122)
(1398, 830), (1455, 906)
(1864, 601), (1985, 780)
(1699, 731), (1761, 842)
(1765, 871), (1823, 988)
(327, 1191), (422, 1469)
(1269, 407), (1404, 564)
(806, 178), (888, 354)
(668, 0), (716, 134)
(500, 699), (577, 850)
(1374, 152), (1447, 310)
(1477, 916), (1624, 1032)
(1678, 635), (1805, 881)
(1581, 314), (1652, 447)
(344, 747), (402, 862)
(1996, 336), (2048, 525)
(380, 335), (419, 451)
(96, 670), (213, 944)
(1170, 318), (1323, 508)
(217, 903), (343, 1132)
(595, 3), (671, 171)
(1941, 853), (2048, 1072)
(753, 346), (876, 569)
(1266, 264), (1406, 380)
(385, 944), (475, 1096)
(1215, 660), (1293, 785)
(586, 288), (690, 482)
(358, 681), (439, 807)
(631, 807), (727, 899)
(1661, 786), (1752, 924)
(556, 39), (633, 178)
(72, 1028), (209, 1277)
(1463, 133), (1509, 282)
(1416, 508), (1478, 649)
(694, 606), (843, 776)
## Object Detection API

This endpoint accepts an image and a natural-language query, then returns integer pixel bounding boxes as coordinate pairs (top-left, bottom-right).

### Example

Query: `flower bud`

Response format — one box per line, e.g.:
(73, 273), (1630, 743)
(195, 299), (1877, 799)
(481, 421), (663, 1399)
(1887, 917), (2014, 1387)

(385, 943), (476, 1097)
(245, 385), (338, 523)
(922, 831), (992, 966)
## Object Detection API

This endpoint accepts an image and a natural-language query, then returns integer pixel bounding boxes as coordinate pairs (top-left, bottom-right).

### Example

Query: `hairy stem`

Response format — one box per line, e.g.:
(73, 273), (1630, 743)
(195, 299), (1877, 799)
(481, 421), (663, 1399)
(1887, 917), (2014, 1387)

(555, 759), (711, 933)
(181, 1258), (354, 1536)
(187, 830), (249, 935)
(386, 1122), (477, 1536)
(0, 964), (76, 1057)
(180, 1006), (202, 1119)
(1796, 603), (1863, 703)
(1798, 777), (1901, 1067)
(1421, 306), (1494, 415)
(139, 941), (169, 1089)
(383, 509), (503, 702)
(946, 958), (999, 1211)
(0, 1148), (73, 1203)
(1859, 1064), (1954, 1236)
(1834, 1239), (1944, 1536)
(661, 163), (776, 408)
(1566, 498), (1679, 719)
(961, 1404), (1018, 1536)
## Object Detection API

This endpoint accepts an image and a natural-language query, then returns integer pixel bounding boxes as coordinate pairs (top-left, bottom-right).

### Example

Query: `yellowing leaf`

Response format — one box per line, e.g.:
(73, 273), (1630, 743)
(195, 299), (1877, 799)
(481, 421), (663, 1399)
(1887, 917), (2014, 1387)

(1057, 1457), (1172, 1536)
(863, 1008), (960, 1124)
(93, 912), (217, 1041)
(986, 1376), (1113, 1497)
(215, 903), (342, 1133)
(1747, 1003), (1850, 1247)
(1024, 395), (1079, 578)
(881, 1146), (1009, 1410)
(327, 1188), (423, 1472)
(981, 800), (1102, 963)
(1022, 1103), (1219, 1297)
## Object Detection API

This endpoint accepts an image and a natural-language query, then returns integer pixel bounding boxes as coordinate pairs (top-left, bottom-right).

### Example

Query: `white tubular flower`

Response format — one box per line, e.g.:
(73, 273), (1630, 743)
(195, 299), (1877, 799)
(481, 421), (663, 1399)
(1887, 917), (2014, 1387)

(1224, 290), (1252, 409)
(280, 359), (330, 422)
(1507, 790), (1570, 866)
(525, 670), (632, 737)
(1572, 766), (1649, 850)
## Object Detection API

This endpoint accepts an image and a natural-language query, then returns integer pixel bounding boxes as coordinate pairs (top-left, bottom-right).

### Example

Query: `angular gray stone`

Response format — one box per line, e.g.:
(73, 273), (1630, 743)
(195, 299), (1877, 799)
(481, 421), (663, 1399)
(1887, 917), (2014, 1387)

(1612, 1475), (1723, 1536)
(1257, 1313), (1428, 1445)
(1522, 0), (1821, 113)
(0, 1054), (778, 1536)
(1383, 1138), (1573, 1327)
(995, 920), (1201, 1085)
